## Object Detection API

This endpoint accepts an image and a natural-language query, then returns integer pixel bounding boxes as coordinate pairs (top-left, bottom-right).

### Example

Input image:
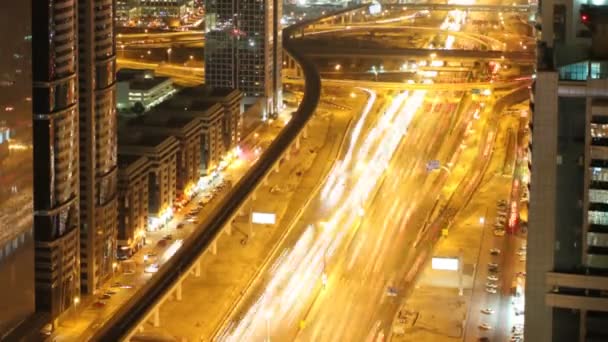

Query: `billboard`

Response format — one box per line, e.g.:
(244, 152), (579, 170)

(431, 257), (459, 271)
(252, 212), (276, 225)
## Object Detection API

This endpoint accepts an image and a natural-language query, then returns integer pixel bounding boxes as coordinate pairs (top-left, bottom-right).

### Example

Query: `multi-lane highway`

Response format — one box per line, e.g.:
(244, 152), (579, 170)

(70, 1), (534, 340)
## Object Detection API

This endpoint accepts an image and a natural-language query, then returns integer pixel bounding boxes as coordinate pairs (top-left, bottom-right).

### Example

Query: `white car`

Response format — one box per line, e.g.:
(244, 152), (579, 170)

(479, 323), (492, 330)
(487, 275), (499, 281)
(486, 282), (498, 289)
(485, 287), (497, 294)
(481, 308), (495, 315)
(144, 263), (159, 273)
(494, 230), (506, 237)
(490, 248), (501, 255)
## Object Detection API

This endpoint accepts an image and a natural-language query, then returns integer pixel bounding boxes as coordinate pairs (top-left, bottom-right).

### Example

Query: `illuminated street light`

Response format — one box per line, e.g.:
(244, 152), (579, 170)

(334, 64), (341, 71)
(429, 53), (437, 59)
(350, 92), (356, 98)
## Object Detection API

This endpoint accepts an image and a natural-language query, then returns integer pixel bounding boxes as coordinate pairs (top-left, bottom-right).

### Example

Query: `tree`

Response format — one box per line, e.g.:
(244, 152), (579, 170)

(132, 101), (145, 115)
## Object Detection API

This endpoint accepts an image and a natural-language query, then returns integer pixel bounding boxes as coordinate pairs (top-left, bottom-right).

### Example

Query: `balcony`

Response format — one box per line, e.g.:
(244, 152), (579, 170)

(587, 252), (608, 269)
(593, 99), (608, 117)
(591, 145), (608, 160)
(589, 232), (608, 248)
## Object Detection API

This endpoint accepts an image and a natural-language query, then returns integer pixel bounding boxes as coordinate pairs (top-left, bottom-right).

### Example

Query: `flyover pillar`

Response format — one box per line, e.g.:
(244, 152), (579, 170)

(211, 240), (217, 255)
(226, 222), (233, 235)
(153, 308), (160, 328)
(295, 136), (301, 150)
(194, 259), (201, 277)
(175, 281), (183, 301)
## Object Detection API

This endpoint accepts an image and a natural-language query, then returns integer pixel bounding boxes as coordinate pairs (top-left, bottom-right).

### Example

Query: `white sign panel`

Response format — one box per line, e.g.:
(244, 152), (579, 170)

(431, 257), (459, 271)
(252, 212), (276, 225)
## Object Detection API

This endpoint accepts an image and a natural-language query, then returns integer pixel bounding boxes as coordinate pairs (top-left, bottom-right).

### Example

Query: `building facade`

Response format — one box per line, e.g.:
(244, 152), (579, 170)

(117, 155), (149, 259)
(176, 86), (244, 152)
(158, 100), (226, 172)
(77, 0), (119, 294)
(116, 76), (175, 113)
(127, 112), (203, 198)
(0, 0), (35, 336)
(526, 4), (608, 341)
(204, 0), (281, 117)
(119, 132), (179, 231)
(31, 0), (80, 319)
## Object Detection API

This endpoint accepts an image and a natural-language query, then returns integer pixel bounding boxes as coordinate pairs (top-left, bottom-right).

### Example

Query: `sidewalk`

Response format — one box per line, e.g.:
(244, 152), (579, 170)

(131, 89), (362, 341)
(48, 106), (272, 342)
(390, 106), (519, 342)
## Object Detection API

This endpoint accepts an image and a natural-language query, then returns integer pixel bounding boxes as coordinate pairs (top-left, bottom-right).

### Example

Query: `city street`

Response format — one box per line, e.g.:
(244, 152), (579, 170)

(129, 87), (369, 340)
(47, 105), (294, 341)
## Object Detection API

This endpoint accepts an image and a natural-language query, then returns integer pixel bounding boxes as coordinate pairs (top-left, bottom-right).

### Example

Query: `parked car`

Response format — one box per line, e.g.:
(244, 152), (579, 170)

(486, 282), (498, 289)
(494, 229), (506, 237)
(479, 323), (492, 330)
(93, 301), (106, 308)
(485, 287), (497, 294)
(487, 275), (499, 281)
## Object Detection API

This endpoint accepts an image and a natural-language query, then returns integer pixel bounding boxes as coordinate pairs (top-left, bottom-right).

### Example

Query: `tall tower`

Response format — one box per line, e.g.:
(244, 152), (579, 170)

(31, 0), (81, 319)
(526, 4), (608, 342)
(205, 0), (282, 118)
(77, 0), (119, 294)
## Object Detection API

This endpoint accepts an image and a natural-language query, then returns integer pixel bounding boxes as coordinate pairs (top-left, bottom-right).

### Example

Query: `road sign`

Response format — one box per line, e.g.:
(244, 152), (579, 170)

(426, 160), (440, 171)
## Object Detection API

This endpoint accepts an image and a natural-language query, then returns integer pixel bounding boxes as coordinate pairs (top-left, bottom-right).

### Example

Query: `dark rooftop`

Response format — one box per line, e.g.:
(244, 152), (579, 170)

(116, 68), (155, 82)
(128, 111), (197, 129)
(119, 130), (173, 148)
(118, 154), (144, 168)
(156, 99), (220, 113)
(177, 85), (238, 99)
(129, 77), (171, 91)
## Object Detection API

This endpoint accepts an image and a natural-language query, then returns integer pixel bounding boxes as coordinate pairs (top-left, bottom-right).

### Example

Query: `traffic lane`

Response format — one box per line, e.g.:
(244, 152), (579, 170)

(218, 88), (386, 338)
(295, 93), (469, 341)
(49, 103), (285, 341)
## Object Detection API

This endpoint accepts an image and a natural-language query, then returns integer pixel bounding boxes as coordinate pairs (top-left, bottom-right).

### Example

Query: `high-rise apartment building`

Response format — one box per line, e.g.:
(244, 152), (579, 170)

(205, 0), (282, 117)
(31, 0), (81, 319)
(77, 0), (119, 294)
(527, 3), (608, 341)
(0, 0), (35, 337)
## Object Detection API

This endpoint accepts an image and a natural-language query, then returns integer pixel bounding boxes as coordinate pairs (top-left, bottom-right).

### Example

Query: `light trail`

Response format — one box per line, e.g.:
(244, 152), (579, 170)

(219, 87), (428, 341)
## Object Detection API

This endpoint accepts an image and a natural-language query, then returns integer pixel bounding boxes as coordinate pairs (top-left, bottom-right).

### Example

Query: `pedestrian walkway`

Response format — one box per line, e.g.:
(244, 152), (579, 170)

(132, 91), (361, 341)
(390, 107), (519, 342)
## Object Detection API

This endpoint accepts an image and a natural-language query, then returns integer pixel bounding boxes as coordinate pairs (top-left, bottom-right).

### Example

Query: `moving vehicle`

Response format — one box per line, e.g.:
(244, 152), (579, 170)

(481, 308), (495, 314)
(486, 282), (498, 289)
(490, 248), (501, 255)
(479, 323), (492, 330)
(485, 287), (497, 294)
(487, 275), (499, 281)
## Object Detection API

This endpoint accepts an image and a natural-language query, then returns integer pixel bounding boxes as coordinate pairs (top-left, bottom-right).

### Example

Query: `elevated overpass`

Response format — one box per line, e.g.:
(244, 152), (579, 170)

(296, 43), (535, 63)
(284, 76), (531, 91)
(384, 3), (536, 13)
(90, 6), (354, 341)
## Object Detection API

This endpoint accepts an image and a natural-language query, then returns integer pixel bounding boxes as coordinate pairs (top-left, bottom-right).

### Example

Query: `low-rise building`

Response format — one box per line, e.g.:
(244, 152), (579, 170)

(173, 86), (243, 152)
(118, 131), (179, 231)
(157, 100), (226, 172)
(117, 155), (149, 259)
(116, 69), (175, 113)
(127, 111), (203, 202)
